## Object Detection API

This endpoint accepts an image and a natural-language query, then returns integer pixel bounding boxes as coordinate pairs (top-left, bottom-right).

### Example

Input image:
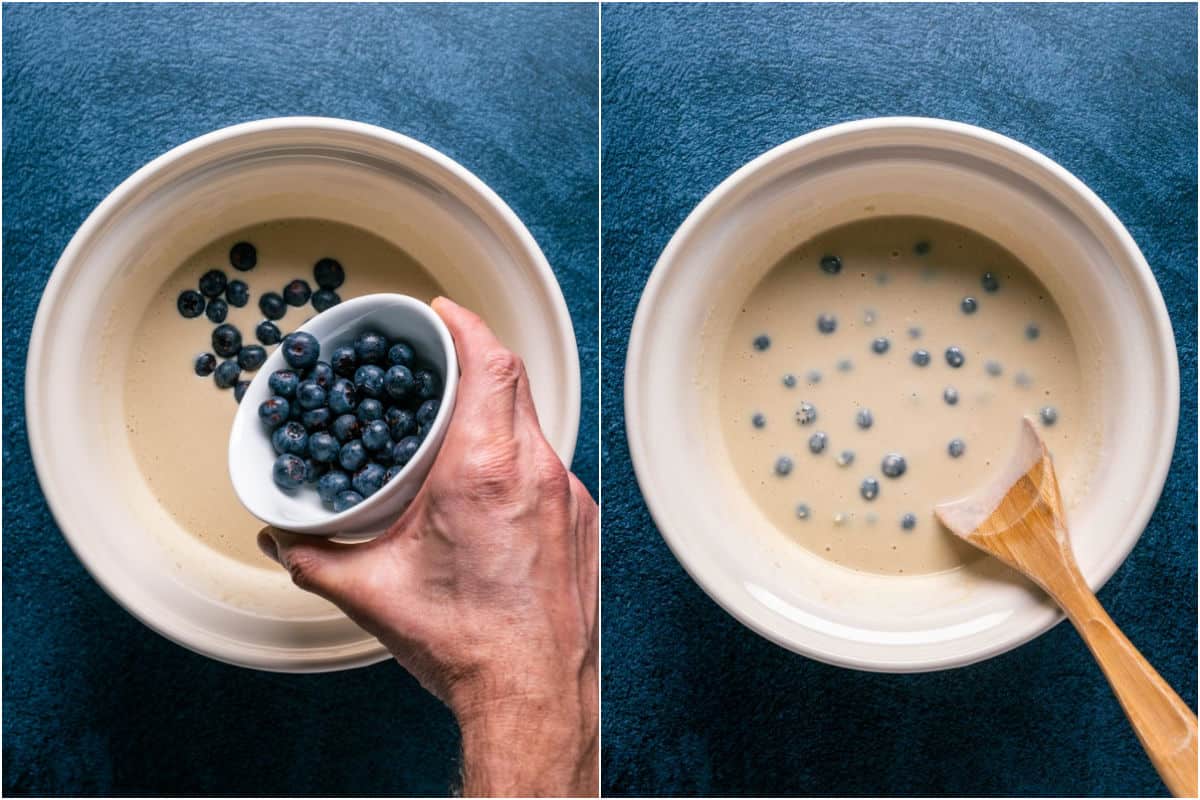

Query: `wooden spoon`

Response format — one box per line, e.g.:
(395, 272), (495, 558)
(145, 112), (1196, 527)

(935, 417), (1197, 797)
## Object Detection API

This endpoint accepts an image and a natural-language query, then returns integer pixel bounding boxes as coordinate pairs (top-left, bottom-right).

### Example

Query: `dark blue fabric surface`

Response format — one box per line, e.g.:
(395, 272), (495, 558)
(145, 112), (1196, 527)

(601, 4), (1196, 797)
(2, 4), (596, 796)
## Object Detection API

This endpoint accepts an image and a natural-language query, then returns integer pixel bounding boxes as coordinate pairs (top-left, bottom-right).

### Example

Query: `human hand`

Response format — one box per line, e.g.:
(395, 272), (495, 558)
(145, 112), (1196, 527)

(258, 298), (598, 796)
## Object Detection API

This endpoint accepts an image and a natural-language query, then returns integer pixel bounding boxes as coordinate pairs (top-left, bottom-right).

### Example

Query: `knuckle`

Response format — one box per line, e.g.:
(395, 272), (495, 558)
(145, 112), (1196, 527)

(285, 549), (321, 591)
(458, 445), (519, 497)
(482, 349), (524, 386)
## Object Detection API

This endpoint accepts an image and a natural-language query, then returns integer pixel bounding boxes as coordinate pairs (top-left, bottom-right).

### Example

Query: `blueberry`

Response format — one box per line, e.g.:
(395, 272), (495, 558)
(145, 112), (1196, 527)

(234, 381), (250, 404)
(836, 450), (854, 467)
(282, 332), (320, 370)
(256, 320), (282, 346)
(836, 359), (853, 372)
(914, 241), (931, 255)
(302, 458), (327, 484)
(354, 365), (385, 399)
(238, 345), (267, 372)
(781, 373), (797, 389)
(212, 324), (242, 357)
(751, 412), (766, 429)
(881, 453), (907, 478)
(795, 402), (817, 426)
(272, 422), (308, 456)
(356, 398), (384, 423)
(296, 380), (327, 410)
(981, 271), (1000, 292)
(384, 365), (415, 399)
(961, 296), (978, 314)
(308, 431), (339, 463)
(214, 360), (241, 389)
(871, 337), (890, 354)
(362, 420), (391, 452)
(948, 439), (965, 458)
(808, 432), (828, 454)
(860, 477), (880, 501)
(268, 370), (300, 398)
(384, 465), (403, 484)
(1025, 323), (1040, 340)
(259, 396), (290, 428)
(901, 513), (917, 531)
(819, 254), (842, 274)
(795, 503), (811, 520)
(259, 292), (287, 321)
(272, 454), (306, 491)
(283, 279), (312, 307)
(301, 407), (332, 431)
(943, 386), (959, 405)
(229, 242), (257, 271)
(911, 349), (930, 367)
(945, 346), (965, 368)
(806, 370), (822, 385)
(194, 353), (217, 376)
(332, 413), (362, 444)
(312, 289), (341, 312)
(354, 331), (389, 364)
(313, 258), (345, 290)
(199, 269), (228, 298)
(391, 435), (421, 467)
(352, 463), (387, 498)
(331, 345), (358, 377)
(985, 360), (1003, 377)
(855, 408), (873, 429)
(333, 490), (364, 512)
(817, 314), (837, 334)
(205, 298), (228, 323)
(387, 407), (417, 440)
(339, 440), (368, 472)
(1039, 406), (1058, 426)
(774, 456), (793, 476)
(752, 334), (770, 351)
(416, 398), (441, 427)
(225, 280), (249, 307)
(413, 369), (440, 401)
(388, 341), (416, 367)
(328, 379), (359, 415)
(318, 470), (351, 505)
(177, 290), (206, 318)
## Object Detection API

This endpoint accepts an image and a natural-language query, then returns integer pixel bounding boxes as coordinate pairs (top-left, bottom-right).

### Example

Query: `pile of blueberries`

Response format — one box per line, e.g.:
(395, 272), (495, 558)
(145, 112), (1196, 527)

(259, 329), (444, 513)
(180, 241), (346, 402)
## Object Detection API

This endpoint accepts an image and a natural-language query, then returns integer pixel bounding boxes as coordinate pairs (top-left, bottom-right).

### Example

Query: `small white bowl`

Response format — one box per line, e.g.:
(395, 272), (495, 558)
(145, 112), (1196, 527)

(626, 117), (1179, 672)
(229, 294), (459, 537)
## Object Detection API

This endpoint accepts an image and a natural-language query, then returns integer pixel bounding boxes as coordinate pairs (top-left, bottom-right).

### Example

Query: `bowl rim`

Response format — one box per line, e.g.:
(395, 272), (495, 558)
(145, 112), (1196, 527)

(624, 115), (1180, 672)
(26, 116), (582, 671)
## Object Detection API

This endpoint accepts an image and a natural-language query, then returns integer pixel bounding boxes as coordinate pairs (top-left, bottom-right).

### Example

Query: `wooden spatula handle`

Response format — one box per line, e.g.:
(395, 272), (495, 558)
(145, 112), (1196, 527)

(1050, 568), (1197, 797)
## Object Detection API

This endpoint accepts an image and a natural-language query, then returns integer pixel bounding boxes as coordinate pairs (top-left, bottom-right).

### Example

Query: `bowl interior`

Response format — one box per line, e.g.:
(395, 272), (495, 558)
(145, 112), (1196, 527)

(627, 120), (1177, 671)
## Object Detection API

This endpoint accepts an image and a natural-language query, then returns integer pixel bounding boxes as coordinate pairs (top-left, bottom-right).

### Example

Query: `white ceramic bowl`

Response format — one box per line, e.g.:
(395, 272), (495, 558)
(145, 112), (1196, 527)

(230, 294), (459, 537)
(626, 117), (1178, 672)
(28, 117), (580, 672)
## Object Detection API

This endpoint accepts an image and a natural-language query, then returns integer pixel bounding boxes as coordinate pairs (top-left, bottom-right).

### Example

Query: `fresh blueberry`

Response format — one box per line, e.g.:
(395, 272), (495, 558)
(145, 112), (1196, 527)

(836, 359), (853, 372)
(901, 513), (917, 531)
(384, 465), (403, 484)
(272, 454), (307, 491)
(961, 296), (978, 314)
(387, 407), (417, 440)
(194, 353), (217, 376)
(332, 413), (362, 444)
(871, 337), (890, 354)
(333, 490), (364, 512)
(413, 369), (440, 401)
(282, 331), (320, 370)
(313, 258), (345, 290)
(881, 453), (907, 478)
(229, 241), (257, 271)
(388, 341), (416, 367)
(384, 365), (415, 399)
(774, 456), (794, 476)
(855, 408), (873, 429)
(214, 360), (241, 389)
(752, 334), (770, 351)
(356, 398), (384, 423)
(268, 370), (300, 398)
(914, 241), (931, 255)
(985, 360), (1003, 377)
(751, 412), (766, 429)
(1040, 406), (1058, 426)
(283, 279), (312, 307)
(212, 324), (242, 357)
(312, 289), (341, 312)
(205, 298), (228, 323)
(352, 463), (387, 498)
(836, 450), (854, 467)
(362, 420), (391, 452)
(238, 345), (267, 372)
(339, 440), (368, 472)
(328, 379), (359, 415)
(307, 362), (334, 389)
(177, 289), (206, 318)
(199, 269), (228, 298)
(808, 432), (828, 454)
(416, 398), (441, 427)
(259, 396), (290, 429)
(817, 314), (837, 334)
(271, 422), (308, 456)
(318, 470), (351, 505)
(911, 349), (930, 367)
(945, 346), (965, 368)
(354, 365), (386, 399)
(819, 254), (842, 274)
(795, 503), (811, 520)
(308, 431), (339, 463)
(860, 477), (880, 501)
(330, 345), (358, 377)
(981, 271), (1000, 293)
(234, 381), (250, 404)
(781, 373), (797, 389)
(354, 331), (389, 364)
(259, 292), (287, 321)
(225, 280), (249, 307)
(301, 407), (332, 431)
(948, 439), (965, 458)
(1025, 323), (1040, 340)
(943, 386), (959, 405)
(256, 320), (282, 345)
(296, 379), (327, 410)
(392, 436), (421, 467)
(795, 402), (817, 426)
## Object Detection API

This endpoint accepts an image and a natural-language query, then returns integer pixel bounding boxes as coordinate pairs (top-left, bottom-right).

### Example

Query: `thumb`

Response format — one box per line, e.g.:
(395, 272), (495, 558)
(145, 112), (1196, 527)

(258, 526), (359, 601)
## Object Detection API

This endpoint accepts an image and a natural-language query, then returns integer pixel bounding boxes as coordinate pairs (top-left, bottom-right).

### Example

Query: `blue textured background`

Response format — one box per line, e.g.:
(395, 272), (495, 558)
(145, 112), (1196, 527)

(3, 4), (596, 796)
(601, 4), (1196, 797)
